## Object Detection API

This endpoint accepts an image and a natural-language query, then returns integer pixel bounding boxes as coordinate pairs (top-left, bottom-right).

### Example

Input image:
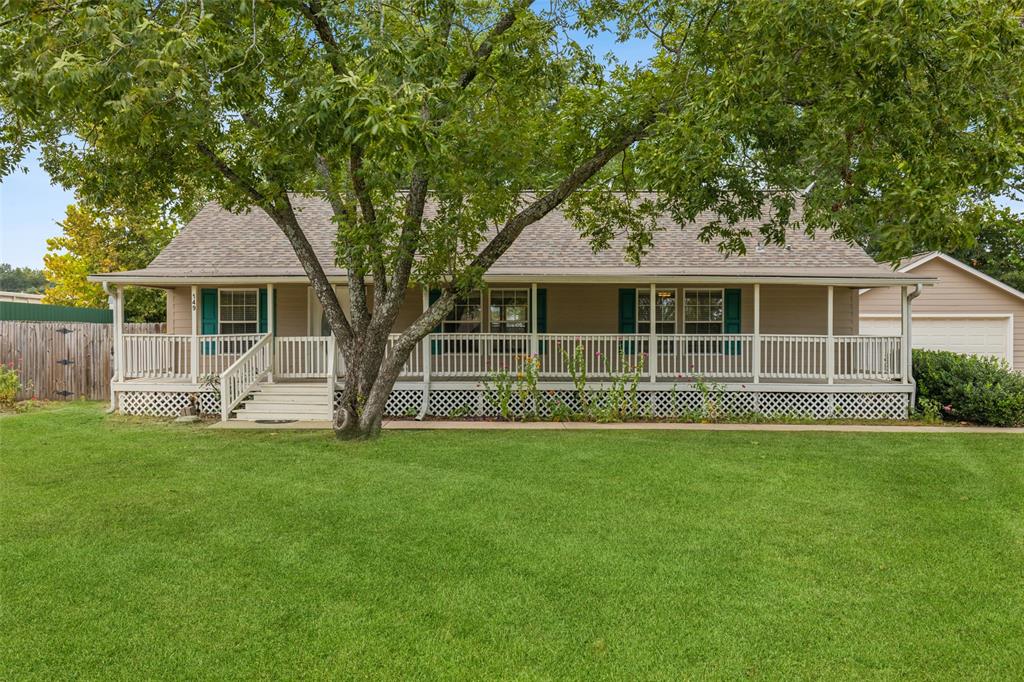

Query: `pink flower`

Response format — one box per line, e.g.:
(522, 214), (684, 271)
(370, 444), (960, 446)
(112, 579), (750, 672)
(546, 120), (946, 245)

(595, 351), (602, 357)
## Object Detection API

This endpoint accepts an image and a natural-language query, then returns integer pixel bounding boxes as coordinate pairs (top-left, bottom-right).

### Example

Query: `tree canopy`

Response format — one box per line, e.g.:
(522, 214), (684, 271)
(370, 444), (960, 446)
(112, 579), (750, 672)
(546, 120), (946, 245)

(43, 201), (178, 322)
(2, 0), (1022, 436)
(0, 263), (47, 293)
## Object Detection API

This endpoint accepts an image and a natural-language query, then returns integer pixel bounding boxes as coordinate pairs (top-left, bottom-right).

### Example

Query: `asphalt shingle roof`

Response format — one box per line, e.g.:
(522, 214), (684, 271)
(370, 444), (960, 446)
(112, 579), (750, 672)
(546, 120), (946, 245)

(109, 195), (906, 280)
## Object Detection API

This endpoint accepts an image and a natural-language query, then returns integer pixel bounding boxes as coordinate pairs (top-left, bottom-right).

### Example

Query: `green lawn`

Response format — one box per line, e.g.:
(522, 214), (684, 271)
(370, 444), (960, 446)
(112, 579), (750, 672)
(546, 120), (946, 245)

(2, 404), (1022, 680)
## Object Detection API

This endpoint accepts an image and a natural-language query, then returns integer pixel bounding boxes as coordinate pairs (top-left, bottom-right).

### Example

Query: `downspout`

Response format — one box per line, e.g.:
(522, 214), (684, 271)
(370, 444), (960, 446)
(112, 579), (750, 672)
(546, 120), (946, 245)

(906, 284), (923, 409)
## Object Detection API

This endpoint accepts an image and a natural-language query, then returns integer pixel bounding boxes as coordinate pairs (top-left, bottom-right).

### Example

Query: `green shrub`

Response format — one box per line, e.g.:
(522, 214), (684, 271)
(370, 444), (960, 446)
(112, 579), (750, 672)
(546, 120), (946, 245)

(912, 349), (1024, 427)
(0, 362), (22, 408)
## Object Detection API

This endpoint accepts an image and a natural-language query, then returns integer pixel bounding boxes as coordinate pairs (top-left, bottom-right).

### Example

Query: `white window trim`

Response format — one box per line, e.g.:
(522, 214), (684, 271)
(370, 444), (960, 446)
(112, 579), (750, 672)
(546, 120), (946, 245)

(441, 289), (484, 334)
(218, 287), (260, 334)
(637, 287), (678, 334)
(488, 288), (531, 334)
(682, 288), (725, 335)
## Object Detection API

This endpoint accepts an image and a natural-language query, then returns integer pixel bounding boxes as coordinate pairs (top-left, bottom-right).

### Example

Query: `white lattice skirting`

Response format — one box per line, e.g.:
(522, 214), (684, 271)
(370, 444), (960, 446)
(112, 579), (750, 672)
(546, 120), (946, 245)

(118, 386), (910, 421)
(119, 390), (220, 417)
(354, 387), (910, 421)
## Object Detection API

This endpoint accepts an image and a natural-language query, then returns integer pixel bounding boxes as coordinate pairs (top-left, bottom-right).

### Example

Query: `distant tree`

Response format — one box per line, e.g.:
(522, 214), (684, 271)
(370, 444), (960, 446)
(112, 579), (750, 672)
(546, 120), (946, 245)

(0, 263), (48, 293)
(43, 202), (177, 322)
(863, 201), (1024, 291)
(947, 205), (1024, 292)
(3, 1), (1023, 437)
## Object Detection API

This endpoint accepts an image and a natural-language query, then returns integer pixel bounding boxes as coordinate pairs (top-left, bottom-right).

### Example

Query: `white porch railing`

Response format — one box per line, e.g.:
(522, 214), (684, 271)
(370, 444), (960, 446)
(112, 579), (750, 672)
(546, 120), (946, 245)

(198, 334), (265, 376)
(835, 335), (902, 380)
(760, 334), (829, 380)
(219, 333), (273, 420)
(656, 334), (754, 378)
(275, 336), (333, 378)
(120, 332), (903, 386)
(428, 333), (532, 377)
(123, 334), (192, 379)
(535, 334), (650, 378)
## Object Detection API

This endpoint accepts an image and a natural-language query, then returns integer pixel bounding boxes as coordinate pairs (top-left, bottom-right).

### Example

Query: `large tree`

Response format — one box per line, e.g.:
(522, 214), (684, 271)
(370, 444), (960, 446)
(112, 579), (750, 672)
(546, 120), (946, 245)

(43, 201), (179, 322)
(2, 1), (1022, 437)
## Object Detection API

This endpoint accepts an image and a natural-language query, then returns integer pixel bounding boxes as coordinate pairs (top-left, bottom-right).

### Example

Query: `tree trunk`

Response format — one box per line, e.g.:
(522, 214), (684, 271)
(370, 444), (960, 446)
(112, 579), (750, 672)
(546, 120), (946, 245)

(330, 326), (408, 440)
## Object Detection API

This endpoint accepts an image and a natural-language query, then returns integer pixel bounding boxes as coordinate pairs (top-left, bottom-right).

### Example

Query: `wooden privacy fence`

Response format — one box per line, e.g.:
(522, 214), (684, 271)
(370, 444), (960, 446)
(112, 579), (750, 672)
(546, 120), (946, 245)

(0, 321), (165, 401)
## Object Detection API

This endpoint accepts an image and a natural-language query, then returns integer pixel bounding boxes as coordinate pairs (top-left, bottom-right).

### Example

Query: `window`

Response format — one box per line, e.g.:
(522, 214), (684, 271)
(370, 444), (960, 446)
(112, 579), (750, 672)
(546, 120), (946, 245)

(219, 289), (259, 334)
(442, 291), (482, 333)
(489, 289), (530, 334)
(683, 289), (724, 334)
(638, 289), (677, 334)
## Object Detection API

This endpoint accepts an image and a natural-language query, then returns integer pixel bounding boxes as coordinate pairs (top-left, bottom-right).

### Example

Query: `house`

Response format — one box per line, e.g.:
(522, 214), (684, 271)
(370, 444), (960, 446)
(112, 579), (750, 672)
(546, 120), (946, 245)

(860, 252), (1023, 370)
(0, 291), (45, 303)
(89, 196), (935, 421)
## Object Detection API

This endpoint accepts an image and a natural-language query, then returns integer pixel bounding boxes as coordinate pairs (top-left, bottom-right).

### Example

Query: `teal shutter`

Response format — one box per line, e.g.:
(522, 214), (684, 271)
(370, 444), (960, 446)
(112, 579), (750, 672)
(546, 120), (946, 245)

(258, 288), (268, 334)
(724, 288), (741, 355)
(536, 288), (547, 354)
(201, 288), (218, 354)
(429, 289), (442, 354)
(618, 288), (637, 354)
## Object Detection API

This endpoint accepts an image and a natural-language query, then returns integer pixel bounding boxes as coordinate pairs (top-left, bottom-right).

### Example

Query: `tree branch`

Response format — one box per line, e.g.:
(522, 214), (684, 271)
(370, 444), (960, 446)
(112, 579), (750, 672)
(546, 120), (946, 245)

(196, 142), (353, 343)
(457, 1), (531, 90)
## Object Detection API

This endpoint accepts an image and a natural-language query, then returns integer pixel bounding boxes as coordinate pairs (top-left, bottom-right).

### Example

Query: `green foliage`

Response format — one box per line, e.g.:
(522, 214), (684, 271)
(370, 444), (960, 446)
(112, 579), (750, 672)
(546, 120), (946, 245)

(0, 362), (22, 407)
(43, 201), (178, 322)
(944, 205), (1024, 292)
(1, 1), (1021, 278)
(913, 349), (1024, 427)
(0, 263), (47, 293)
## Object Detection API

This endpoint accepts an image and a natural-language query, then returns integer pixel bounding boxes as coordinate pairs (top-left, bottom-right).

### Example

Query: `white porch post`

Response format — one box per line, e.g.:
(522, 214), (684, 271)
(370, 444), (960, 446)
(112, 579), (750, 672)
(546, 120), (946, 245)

(826, 285), (835, 385)
(753, 284), (761, 383)
(266, 283), (275, 383)
(648, 283), (657, 383)
(106, 285), (119, 411)
(419, 287), (431, 419)
(900, 285), (910, 384)
(190, 285), (199, 384)
(114, 285), (125, 382)
(530, 283), (539, 357)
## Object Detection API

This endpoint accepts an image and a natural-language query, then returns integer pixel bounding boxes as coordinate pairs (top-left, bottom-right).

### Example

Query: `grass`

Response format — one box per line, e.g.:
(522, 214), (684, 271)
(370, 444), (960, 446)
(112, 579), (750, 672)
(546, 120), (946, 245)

(2, 403), (1022, 680)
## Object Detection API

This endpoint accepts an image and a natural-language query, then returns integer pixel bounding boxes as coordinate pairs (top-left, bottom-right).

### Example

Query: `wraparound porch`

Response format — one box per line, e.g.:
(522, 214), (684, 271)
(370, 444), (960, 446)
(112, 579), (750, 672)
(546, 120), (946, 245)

(106, 280), (919, 421)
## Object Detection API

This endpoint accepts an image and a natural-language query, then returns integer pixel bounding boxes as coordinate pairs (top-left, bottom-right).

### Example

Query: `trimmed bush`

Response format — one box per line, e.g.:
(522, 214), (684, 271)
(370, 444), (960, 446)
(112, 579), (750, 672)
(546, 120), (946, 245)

(913, 349), (1024, 427)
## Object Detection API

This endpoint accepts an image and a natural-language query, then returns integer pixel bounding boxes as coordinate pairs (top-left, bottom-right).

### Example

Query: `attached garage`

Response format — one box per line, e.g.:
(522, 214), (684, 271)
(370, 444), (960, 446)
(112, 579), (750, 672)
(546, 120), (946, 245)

(859, 253), (1024, 370)
(860, 315), (1012, 362)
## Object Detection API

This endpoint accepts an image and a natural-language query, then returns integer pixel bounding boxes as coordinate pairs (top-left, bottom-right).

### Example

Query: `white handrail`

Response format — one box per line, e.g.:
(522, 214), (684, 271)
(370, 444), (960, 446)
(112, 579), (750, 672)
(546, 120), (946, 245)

(219, 333), (273, 421)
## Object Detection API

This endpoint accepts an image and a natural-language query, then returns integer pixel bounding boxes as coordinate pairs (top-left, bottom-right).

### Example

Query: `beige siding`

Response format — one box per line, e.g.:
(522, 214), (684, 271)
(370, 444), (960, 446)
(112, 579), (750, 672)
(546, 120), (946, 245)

(859, 257), (1024, 369)
(166, 287), (192, 334)
(760, 285), (858, 335)
(167, 282), (859, 339)
(274, 285), (308, 335)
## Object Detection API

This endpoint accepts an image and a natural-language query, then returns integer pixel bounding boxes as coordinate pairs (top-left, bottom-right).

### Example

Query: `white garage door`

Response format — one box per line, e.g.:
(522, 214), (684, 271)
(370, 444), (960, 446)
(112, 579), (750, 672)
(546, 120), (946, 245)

(860, 316), (1010, 361)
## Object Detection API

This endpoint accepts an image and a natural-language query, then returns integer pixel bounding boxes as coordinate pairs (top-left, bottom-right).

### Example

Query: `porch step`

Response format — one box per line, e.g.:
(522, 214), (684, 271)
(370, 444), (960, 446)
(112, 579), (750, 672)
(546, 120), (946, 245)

(232, 382), (333, 421)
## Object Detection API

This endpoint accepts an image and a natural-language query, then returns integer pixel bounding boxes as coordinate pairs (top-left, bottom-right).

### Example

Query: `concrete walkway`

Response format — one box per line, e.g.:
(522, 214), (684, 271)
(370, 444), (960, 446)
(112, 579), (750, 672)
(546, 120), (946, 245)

(209, 419), (1024, 434)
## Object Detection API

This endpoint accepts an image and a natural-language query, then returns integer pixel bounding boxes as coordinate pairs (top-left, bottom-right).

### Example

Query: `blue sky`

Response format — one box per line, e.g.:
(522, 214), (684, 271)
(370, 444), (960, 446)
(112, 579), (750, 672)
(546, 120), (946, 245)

(0, 28), (1020, 269)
